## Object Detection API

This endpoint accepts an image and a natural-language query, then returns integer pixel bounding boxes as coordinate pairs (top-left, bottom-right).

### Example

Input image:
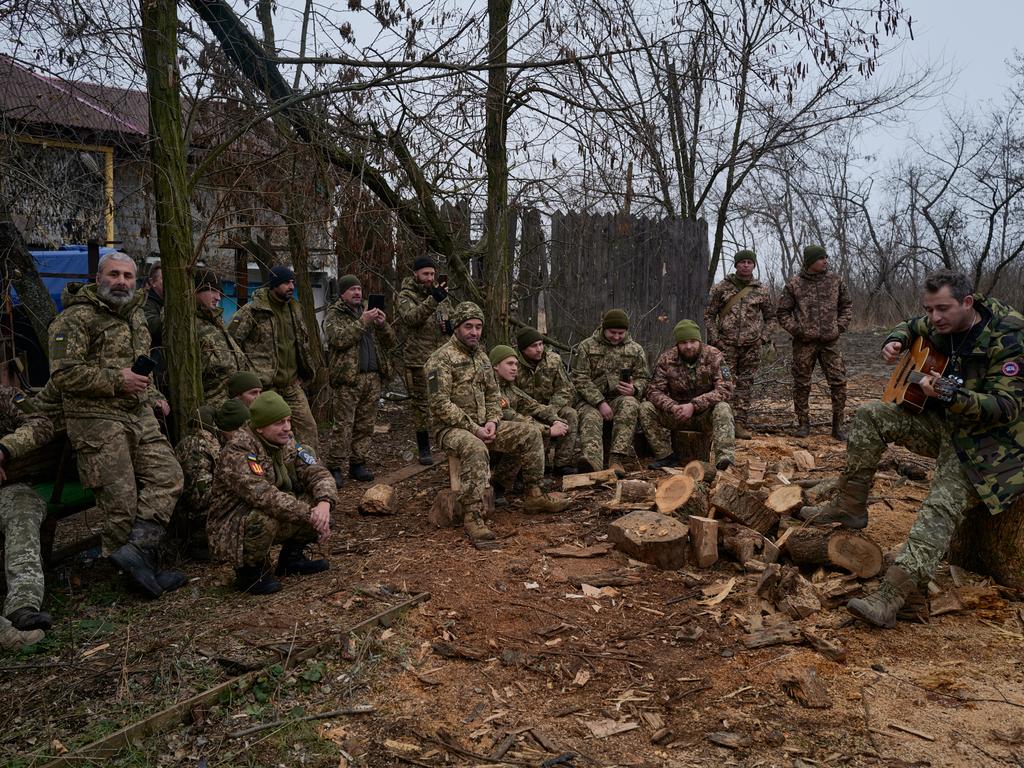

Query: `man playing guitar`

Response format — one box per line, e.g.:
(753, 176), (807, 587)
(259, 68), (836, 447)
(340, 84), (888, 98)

(799, 269), (1024, 628)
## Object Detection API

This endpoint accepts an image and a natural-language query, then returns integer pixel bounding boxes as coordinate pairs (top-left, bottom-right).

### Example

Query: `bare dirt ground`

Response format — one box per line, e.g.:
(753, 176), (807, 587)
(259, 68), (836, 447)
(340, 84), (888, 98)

(2, 331), (1023, 768)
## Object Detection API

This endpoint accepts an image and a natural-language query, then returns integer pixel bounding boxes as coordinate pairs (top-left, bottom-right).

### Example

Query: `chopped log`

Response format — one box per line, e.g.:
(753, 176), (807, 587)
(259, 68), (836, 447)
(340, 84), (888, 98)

(792, 449), (816, 471)
(359, 484), (397, 516)
(608, 511), (689, 570)
(675, 480), (711, 519)
(429, 489), (462, 528)
(720, 523), (762, 564)
(744, 458), (768, 489)
(613, 479), (656, 503)
(673, 429), (711, 463)
(761, 538), (781, 564)
(777, 668), (832, 708)
(712, 483), (777, 535)
(784, 528), (883, 578)
(562, 467), (621, 490)
(655, 474), (695, 515)
(742, 622), (802, 650)
(688, 515), (719, 568)
(765, 485), (804, 515)
(947, 496), (1024, 590)
(804, 478), (838, 506)
(682, 460), (706, 483)
(799, 629), (847, 663)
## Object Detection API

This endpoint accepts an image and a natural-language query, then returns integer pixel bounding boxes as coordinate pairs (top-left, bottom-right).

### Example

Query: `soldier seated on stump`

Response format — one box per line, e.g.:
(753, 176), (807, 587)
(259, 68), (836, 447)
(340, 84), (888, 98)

(425, 302), (570, 544)
(639, 320), (736, 471)
(227, 371), (262, 408)
(799, 269), (1024, 628)
(209, 392), (337, 595)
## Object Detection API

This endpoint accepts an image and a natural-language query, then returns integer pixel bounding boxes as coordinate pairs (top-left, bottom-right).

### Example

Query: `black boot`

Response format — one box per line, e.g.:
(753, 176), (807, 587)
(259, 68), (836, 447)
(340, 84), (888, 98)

(275, 543), (329, 576)
(831, 410), (847, 442)
(330, 468), (345, 489)
(349, 462), (374, 482)
(110, 523), (164, 599)
(6, 607), (52, 632)
(416, 431), (434, 466)
(156, 570), (188, 593)
(794, 418), (810, 437)
(647, 452), (678, 470)
(235, 565), (282, 595)
(552, 465), (578, 476)
(491, 481), (508, 508)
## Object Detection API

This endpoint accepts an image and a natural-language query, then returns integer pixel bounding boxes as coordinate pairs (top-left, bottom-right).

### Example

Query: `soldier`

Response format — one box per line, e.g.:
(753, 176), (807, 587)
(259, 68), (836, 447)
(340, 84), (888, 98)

(209, 392), (337, 595)
(1, 381), (54, 635)
(799, 270), (1024, 628)
(490, 345), (572, 496)
(227, 371), (263, 408)
(323, 275), (397, 488)
(142, 260), (166, 391)
(228, 265), (319, 452)
(704, 249), (774, 438)
(425, 303), (569, 543)
(193, 268), (252, 407)
(48, 252), (185, 598)
(397, 256), (453, 465)
(515, 326), (579, 475)
(639, 320), (736, 470)
(777, 245), (853, 439)
(571, 309), (650, 473)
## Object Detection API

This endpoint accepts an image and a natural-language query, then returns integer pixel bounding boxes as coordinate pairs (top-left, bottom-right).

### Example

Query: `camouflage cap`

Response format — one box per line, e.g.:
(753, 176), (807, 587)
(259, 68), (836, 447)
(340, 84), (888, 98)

(451, 301), (484, 328)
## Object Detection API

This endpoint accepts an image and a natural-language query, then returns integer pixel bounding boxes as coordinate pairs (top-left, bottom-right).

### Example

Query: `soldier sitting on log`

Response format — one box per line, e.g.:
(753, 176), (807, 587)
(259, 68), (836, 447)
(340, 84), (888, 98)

(800, 269), (1024, 628)
(638, 319), (736, 471)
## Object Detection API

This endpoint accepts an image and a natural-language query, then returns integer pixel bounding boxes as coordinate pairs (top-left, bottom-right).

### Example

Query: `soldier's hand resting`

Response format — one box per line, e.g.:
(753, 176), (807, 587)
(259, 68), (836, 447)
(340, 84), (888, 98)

(616, 380), (635, 397)
(155, 399), (170, 417)
(882, 341), (903, 364)
(549, 420), (569, 438)
(598, 401), (614, 421)
(673, 403), (695, 421)
(310, 501), (332, 542)
(120, 368), (150, 395)
(475, 421), (497, 443)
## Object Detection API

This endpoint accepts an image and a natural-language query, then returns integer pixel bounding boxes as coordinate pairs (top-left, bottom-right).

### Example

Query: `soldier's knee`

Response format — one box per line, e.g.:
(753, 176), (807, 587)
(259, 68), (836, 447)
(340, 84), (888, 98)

(617, 396), (640, 415)
(712, 401), (732, 419)
(854, 400), (892, 425)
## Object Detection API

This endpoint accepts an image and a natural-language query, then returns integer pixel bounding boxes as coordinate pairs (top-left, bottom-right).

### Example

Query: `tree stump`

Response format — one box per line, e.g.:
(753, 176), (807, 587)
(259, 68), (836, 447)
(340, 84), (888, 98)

(946, 497), (1024, 589)
(676, 481), (711, 519)
(672, 429), (711, 464)
(765, 485), (804, 515)
(688, 515), (719, 568)
(655, 474), (695, 515)
(613, 479), (656, 503)
(712, 483), (777, 535)
(359, 484), (397, 516)
(608, 510), (689, 570)
(784, 528), (883, 578)
(429, 490), (462, 528)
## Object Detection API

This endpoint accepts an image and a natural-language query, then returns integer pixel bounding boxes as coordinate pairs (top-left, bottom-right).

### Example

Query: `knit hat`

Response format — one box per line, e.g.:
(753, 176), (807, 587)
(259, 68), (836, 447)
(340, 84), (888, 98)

(198, 405), (218, 432)
(249, 391), (291, 429)
(489, 344), (517, 366)
(215, 399), (250, 431)
(516, 326), (543, 351)
(337, 274), (360, 294)
(451, 301), (484, 328)
(193, 267), (220, 292)
(227, 370), (262, 398)
(734, 249), (756, 265)
(802, 245), (827, 270)
(267, 265), (295, 288)
(601, 308), (630, 331)
(413, 256), (437, 271)
(673, 319), (702, 343)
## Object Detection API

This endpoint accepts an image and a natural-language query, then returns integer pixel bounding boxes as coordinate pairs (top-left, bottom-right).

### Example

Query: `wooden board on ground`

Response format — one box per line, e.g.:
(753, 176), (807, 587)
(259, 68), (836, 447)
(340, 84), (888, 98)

(655, 474), (695, 515)
(608, 510), (689, 570)
(784, 528), (883, 578)
(377, 457), (444, 487)
(359, 484), (397, 516)
(562, 468), (621, 490)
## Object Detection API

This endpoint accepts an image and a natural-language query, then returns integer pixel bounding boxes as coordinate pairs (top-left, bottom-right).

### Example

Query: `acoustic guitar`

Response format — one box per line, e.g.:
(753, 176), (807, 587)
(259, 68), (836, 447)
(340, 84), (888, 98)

(881, 336), (963, 413)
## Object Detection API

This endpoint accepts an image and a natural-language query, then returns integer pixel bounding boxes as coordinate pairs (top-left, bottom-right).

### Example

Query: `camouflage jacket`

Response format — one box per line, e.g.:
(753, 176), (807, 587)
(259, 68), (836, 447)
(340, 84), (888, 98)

(197, 305), (251, 407)
(776, 269), (853, 342)
(515, 348), (575, 409)
(208, 424), (336, 564)
(228, 287), (314, 390)
(497, 378), (559, 434)
(705, 275), (774, 347)
(396, 276), (453, 367)
(12, 380), (65, 433)
(49, 283), (162, 422)
(323, 301), (397, 388)
(571, 329), (650, 406)
(647, 344), (734, 415)
(0, 385), (54, 461)
(885, 295), (1024, 514)
(174, 427), (221, 514)
(425, 336), (501, 439)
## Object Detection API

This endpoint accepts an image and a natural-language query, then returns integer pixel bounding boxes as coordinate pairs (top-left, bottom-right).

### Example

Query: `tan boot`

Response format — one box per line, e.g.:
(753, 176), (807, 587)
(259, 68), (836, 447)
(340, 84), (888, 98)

(734, 422), (752, 440)
(847, 565), (917, 628)
(463, 512), (495, 543)
(797, 474), (871, 529)
(0, 620), (44, 650)
(607, 453), (629, 475)
(522, 486), (570, 514)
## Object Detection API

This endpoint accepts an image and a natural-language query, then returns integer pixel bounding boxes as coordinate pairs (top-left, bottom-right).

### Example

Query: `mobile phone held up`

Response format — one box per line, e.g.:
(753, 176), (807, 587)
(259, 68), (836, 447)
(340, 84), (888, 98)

(620, 367), (633, 383)
(437, 274), (448, 287)
(367, 293), (386, 312)
(131, 354), (157, 376)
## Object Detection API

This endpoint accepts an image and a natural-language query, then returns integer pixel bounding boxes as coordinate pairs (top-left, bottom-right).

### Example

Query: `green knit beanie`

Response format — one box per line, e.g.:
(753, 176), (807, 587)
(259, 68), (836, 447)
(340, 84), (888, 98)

(227, 371), (262, 398)
(516, 326), (544, 351)
(249, 391), (291, 428)
(734, 249), (756, 265)
(673, 319), (702, 343)
(337, 274), (360, 294)
(215, 399), (250, 431)
(198, 405), (218, 432)
(489, 344), (517, 367)
(451, 301), (485, 328)
(601, 308), (630, 330)
(802, 244), (827, 269)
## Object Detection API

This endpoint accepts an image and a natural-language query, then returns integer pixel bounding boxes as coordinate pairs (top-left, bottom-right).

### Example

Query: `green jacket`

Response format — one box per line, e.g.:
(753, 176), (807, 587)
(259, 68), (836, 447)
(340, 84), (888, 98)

(515, 348), (575, 409)
(570, 328), (650, 407)
(886, 295), (1024, 514)
(396, 276), (453, 367)
(425, 336), (501, 440)
(228, 287), (314, 390)
(497, 378), (559, 435)
(197, 305), (251, 407)
(323, 300), (397, 388)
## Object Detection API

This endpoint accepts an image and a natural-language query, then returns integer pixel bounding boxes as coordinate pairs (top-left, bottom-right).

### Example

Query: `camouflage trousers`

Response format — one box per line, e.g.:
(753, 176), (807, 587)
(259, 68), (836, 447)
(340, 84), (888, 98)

(719, 342), (761, 423)
(439, 422), (545, 516)
(0, 483), (46, 615)
(545, 405), (580, 470)
(578, 395), (640, 470)
(639, 401), (735, 465)
(845, 401), (978, 584)
(403, 366), (431, 432)
(67, 413), (184, 556)
(240, 505), (319, 568)
(274, 381), (320, 455)
(791, 339), (846, 422)
(324, 373), (381, 468)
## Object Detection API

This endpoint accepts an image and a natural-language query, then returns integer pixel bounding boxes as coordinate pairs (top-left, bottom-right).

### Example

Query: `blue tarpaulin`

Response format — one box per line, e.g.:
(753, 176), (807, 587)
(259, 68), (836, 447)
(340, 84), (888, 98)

(13, 245), (116, 310)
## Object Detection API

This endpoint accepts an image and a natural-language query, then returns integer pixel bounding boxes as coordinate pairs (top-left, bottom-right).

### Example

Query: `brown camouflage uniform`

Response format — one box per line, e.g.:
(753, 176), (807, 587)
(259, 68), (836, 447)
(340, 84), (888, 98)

(639, 344), (736, 465)
(322, 301), (397, 468)
(776, 270), (853, 425)
(0, 385), (53, 616)
(208, 425), (337, 567)
(228, 287), (319, 452)
(515, 348), (579, 468)
(173, 426), (221, 545)
(396, 276), (453, 431)
(48, 283), (183, 556)
(196, 305), (251, 407)
(704, 275), (774, 424)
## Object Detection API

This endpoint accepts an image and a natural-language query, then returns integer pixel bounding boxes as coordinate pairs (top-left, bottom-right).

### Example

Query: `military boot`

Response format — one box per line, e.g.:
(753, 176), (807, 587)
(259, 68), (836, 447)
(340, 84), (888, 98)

(608, 453), (629, 475)
(463, 511), (496, 543)
(276, 542), (329, 576)
(235, 564), (282, 595)
(6, 606), (52, 632)
(647, 452), (678, 470)
(831, 410), (847, 442)
(110, 521), (165, 598)
(794, 418), (810, 438)
(847, 565), (917, 628)
(330, 468), (345, 489)
(156, 571), (188, 593)
(0, 621), (44, 650)
(797, 474), (871, 529)
(715, 454), (735, 471)
(491, 481), (508, 508)
(416, 431), (434, 466)
(349, 462), (374, 482)
(734, 422), (752, 440)
(552, 465), (578, 476)
(522, 487), (570, 514)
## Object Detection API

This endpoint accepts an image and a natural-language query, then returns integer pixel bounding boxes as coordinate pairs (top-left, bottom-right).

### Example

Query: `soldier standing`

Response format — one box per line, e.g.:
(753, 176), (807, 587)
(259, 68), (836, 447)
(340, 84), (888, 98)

(228, 266), (319, 452)
(515, 327), (579, 475)
(142, 260), (166, 391)
(425, 303), (569, 544)
(777, 245), (853, 439)
(323, 274), (397, 487)
(193, 268), (252, 407)
(571, 309), (650, 473)
(227, 371), (263, 408)
(396, 256), (453, 465)
(704, 249), (774, 438)
(209, 392), (337, 595)
(48, 252), (185, 598)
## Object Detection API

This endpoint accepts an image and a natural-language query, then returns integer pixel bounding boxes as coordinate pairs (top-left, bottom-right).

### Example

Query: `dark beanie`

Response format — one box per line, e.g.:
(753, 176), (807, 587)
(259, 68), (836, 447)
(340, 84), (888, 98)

(227, 370), (262, 398)
(516, 326), (543, 351)
(734, 249), (756, 265)
(413, 256), (437, 271)
(249, 391), (291, 428)
(193, 267), (220, 292)
(802, 245), (827, 269)
(673, 319), (702, 343)
(337, 274), (360, 294)
(267, 265), (295, 288)
(601, 308), (630, 331)
(215, 399), (250, 431)
(198, 405), (217, 432)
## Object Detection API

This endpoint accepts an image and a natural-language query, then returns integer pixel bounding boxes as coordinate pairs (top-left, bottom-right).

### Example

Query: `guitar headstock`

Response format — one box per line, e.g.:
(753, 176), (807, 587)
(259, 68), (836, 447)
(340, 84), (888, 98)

(932, 374), (964, 403)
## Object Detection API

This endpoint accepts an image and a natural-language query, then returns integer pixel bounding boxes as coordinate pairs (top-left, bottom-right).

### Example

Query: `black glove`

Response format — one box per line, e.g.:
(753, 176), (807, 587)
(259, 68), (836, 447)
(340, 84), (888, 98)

(431, 285), (448, 302)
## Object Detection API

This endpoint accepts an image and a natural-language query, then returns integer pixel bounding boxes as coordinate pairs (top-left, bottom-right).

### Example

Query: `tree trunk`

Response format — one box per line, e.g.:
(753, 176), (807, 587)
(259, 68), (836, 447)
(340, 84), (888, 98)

(946, 498), (1024, 590)
(0, 204), (56, 352)
(140, 0), (202, 443)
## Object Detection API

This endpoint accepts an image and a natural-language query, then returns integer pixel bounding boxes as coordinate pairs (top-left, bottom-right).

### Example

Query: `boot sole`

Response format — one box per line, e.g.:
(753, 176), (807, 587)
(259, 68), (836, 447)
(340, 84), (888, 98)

(846, 599), (896, 628)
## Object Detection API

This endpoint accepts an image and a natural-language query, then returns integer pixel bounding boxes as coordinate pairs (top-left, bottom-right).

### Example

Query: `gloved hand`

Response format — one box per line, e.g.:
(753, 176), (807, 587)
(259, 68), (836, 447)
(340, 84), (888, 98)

(431, 285), (448, 302)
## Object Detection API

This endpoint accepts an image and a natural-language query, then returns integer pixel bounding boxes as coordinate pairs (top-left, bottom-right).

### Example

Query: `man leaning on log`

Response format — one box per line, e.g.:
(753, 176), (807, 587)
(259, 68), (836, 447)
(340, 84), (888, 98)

(800, 269), (1024, 628)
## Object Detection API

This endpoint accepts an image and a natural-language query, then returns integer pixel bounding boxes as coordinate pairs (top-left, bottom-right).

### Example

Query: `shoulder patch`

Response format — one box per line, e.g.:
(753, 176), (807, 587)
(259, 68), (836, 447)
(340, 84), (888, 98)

(427, 369), (439, 394)
(1002, 361), (1020, 376)
(247, 458), (265, 476)
(245, 452), (259, 461)
(500, 397), (509, 408)
(53, 333), (66, 342)
(13, 392), (25, 403)
(296, 445), (318, 465)
(721, 365), (731, 381)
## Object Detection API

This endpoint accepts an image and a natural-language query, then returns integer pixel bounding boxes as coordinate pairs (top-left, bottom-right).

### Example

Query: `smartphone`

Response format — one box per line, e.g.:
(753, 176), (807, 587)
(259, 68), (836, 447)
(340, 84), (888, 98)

(367, 293), (386, 312)
(620, 367), (633, 382)
(132, 354), (157, 376)
(437, 273), (448, 287)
